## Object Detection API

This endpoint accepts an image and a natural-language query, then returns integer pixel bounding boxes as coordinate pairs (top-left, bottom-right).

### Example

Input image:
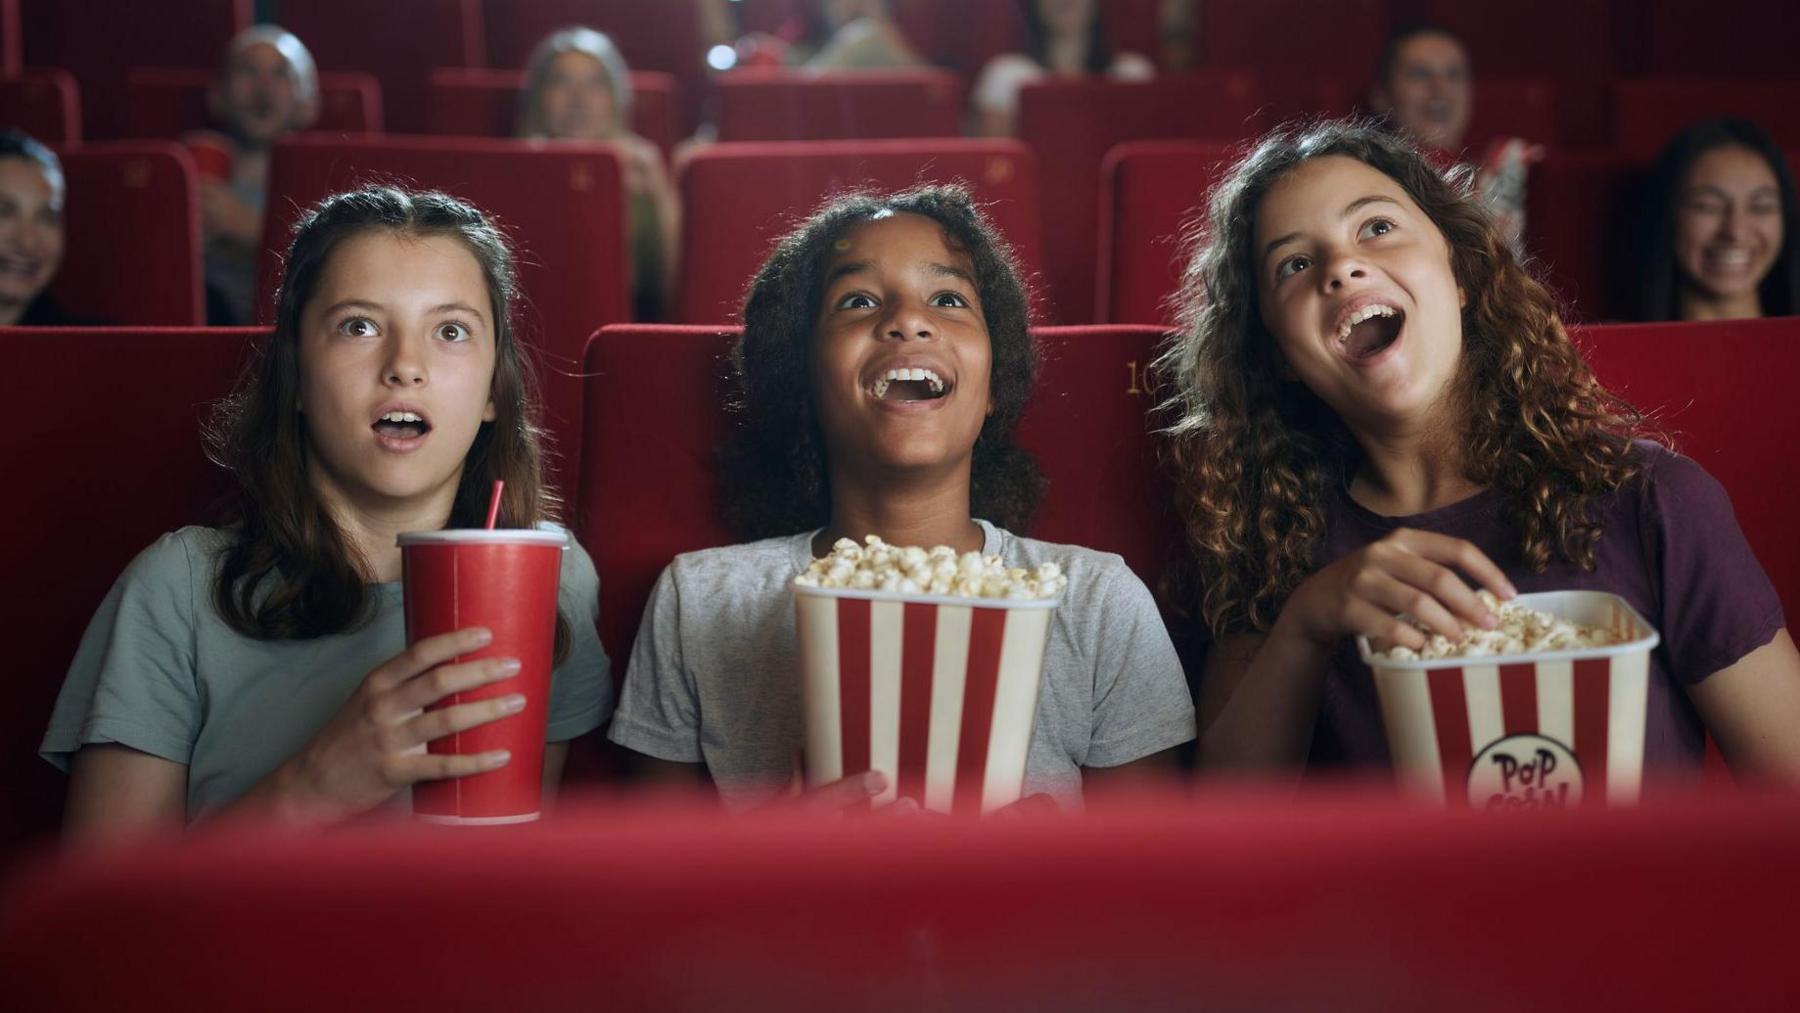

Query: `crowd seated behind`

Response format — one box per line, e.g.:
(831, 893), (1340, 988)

(971, 0), (1155, 138)
(0, 130), (93, 326)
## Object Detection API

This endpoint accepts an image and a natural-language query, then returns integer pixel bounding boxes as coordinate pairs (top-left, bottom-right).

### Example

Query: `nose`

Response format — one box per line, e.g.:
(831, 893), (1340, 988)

(1717, 204), (1742, 241)
(882, 297), (934, 341)
(1318, 247), (1369, 292)
(382, 331), (428, 387)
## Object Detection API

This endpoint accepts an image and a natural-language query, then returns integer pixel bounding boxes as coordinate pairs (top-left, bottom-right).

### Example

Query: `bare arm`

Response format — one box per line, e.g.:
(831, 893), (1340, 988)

(1688, 628), (1800, 783)
(63, 744), (188, 844)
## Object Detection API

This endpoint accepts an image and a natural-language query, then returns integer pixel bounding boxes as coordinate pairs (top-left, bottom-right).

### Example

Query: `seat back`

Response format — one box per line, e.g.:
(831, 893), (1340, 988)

(0, 326), (252, 860)
(424, 66), (680, 158)
(49, 142), (204, 325)
(673, 139), (1044, 325)
(1017, 75), (1260, 324)
(281, 0), (484, 134)
(258, 135), (629, 486)
(123, 67), (384, 138)
(1574, 317), (1800, 625)
(1524, 149), (1640, 322)
(17, 0), (247, 138)
(714, 69), (963, 142)
(1463, 79), (1557, 151)
(1419, 0), (1620, 145)
(1612, 80), (1800, 158)
(0, 68), (77, 142)
(1098, 140), (1232, 325)
(1191, 0), (1385, 122)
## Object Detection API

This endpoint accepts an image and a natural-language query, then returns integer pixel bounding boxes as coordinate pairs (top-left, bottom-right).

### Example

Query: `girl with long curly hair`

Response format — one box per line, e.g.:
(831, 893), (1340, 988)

(43, 186), (612, 839)
(608, 184), (1195, 810)
(1158, 120), (1800, 783)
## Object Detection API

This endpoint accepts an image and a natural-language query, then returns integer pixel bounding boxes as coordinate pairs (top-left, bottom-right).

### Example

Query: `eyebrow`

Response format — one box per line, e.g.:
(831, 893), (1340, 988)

(1261, 194), (1405, 264)
(822, 260), (976, 287)
(318, 299), (487, 324)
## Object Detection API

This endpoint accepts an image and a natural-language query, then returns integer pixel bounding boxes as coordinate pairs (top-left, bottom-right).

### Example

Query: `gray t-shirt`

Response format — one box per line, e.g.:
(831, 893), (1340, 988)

(608, 520), (1196, 809)
(41, 526), (613, 817)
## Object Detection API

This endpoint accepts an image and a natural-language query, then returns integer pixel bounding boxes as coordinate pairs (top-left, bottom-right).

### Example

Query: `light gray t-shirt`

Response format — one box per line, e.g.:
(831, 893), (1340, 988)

(608, 520), (1195, 809)
(41, 526), (613, 817)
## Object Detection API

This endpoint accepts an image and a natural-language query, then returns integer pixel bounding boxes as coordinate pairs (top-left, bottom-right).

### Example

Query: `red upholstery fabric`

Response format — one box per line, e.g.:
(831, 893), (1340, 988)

(1463, 79), (1557, 151)
(1574, 317), (1800, 625)
(122, 67), (383, 138)
(479, 0), (703, 134)
(1192, 0), (1385, 122)
(48, 143), (204, 325)
(575, 323), (1179, 667)
(0, 67), (76, 143)
(1611, 79), (1800, 157)
(0, 327), (251, 861)
(424, 66), (680, 158)
(1017, 75), (1260, 324)
(673, 139), (1044, 325)
(5, 790), (1798, 1010)
(281, 0), (483, 134)
(0, 0), (17, 76)
(258, 135), (630, 486)
(17, 0), (247, 138)
(1419, 0), (1619, 145)
(1640, 0), (1800, 78)
(1524, 149), (1639, 322)
(714, 68), (964, 142)
(1097, 140), (1231, 324)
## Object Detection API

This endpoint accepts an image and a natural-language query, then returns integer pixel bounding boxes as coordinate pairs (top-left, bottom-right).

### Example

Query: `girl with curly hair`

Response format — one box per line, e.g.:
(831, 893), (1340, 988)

(608, 184), (1195, 809)
(1158, 120), (1800, 783)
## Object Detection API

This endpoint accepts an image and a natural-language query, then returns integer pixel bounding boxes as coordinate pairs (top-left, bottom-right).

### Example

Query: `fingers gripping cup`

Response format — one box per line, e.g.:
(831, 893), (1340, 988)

(1361, 591), (1660, 809)
(399, 529), (567, 825)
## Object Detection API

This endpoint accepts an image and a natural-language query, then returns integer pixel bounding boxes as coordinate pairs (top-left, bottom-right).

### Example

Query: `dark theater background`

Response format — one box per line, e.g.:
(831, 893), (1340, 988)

(2, 2), (1797, 1009)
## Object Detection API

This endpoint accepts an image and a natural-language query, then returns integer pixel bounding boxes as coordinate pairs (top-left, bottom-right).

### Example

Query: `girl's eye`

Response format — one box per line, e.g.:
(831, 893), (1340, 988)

(1359, 217), (1396, 239)
(835, 292), (877, 310)
(1275, 255), (1311, 281)
(337, 317), (377, 337)
(437, 322), (470, 342)
(931, 291), (970, 308)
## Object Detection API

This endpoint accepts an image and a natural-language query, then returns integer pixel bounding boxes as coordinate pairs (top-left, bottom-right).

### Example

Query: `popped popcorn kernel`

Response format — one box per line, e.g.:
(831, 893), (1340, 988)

(797, 535), (1067, 601)
(1375, 591), (1623, 660)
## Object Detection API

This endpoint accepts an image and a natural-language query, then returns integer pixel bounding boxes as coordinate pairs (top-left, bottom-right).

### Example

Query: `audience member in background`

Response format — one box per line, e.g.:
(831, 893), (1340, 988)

(1632, 118), (1798, 322)
(518, 26), (679, 321)
(608, 184), (1195, 810)
(1368, 24), (1539, 252)
(972, 0), (1155, 137)
(732, 0), (925, 70)
(1158, 120), (1800, 786)
(0, 130), (96, 326)
(188, 25), (320, 326)
(42, 186), (611, 841)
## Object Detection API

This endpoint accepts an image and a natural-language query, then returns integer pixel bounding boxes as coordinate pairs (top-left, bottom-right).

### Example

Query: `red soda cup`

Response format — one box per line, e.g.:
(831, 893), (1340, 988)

(185, 137), (234, 182)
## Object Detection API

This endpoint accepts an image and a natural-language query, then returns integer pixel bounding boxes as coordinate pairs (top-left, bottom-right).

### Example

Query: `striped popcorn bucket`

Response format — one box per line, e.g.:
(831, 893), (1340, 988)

(1360, 591), (1661, 809)
(794, 584), (1059, 815)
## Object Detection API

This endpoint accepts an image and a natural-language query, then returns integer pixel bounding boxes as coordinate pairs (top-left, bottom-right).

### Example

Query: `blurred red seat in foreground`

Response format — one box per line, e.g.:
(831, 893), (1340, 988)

(51, 142), (204, 325)
(0, 68), (78, 143)
(4, 789), (1796, 1010)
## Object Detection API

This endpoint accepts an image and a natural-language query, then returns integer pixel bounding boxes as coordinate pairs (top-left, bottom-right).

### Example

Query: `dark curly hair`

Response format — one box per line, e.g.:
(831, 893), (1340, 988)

(719, 183), (1043, 539)
(1156, 119), (1649, 637)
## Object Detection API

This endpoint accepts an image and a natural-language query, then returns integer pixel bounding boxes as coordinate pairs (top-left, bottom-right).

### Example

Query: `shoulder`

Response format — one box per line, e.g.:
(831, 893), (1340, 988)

(124, 526), (231, 588)
(663, 533), (808, 598)
(1109, 52), (1156, 80)
(974, 53), (1044, 96)
(992, 528), (1153, 610)
(1628, 439), (1732, 505)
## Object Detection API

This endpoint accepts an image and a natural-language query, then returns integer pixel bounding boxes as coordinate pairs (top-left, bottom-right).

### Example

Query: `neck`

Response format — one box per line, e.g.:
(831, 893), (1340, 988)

(1346, 412), (1482, 517)
(1044, 34), (1086, 73)
(310, 469), (461, 583)
(815, 467), (984, 558)
(1677, 286), (1762, 322)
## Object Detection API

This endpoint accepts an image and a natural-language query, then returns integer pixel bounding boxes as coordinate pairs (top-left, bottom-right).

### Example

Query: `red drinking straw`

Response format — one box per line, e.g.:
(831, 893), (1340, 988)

(484, 479), (505, 529)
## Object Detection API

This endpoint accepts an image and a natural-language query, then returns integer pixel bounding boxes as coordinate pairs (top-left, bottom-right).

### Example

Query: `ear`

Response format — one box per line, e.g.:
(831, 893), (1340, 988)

(1458, 286), (1468, 309)
(483, 398), (498, 423)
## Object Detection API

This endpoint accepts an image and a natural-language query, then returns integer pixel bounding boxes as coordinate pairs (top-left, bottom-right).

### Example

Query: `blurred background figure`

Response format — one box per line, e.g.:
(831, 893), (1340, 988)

(1632, 118), (1798, 322)
(188, 25), (319, 325)
(518, 26), (679, 321)
(972, 0), (1155, 137)
(1369, 23), (1539, 252)
(727, 0), (926, 71)
(0, 130), (93, 326)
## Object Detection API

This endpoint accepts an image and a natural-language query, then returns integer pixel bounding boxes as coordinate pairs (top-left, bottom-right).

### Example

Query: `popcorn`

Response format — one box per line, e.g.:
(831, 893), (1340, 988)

(793, 535), (1067, 601)
(1377, 591), (1622, 660)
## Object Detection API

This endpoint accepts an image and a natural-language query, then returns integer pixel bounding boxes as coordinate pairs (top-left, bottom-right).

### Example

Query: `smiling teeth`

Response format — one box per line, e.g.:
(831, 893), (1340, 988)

(380, 411), (423, 423)
(872, 367), (945, 399)
(1337, 304), (1398, 341)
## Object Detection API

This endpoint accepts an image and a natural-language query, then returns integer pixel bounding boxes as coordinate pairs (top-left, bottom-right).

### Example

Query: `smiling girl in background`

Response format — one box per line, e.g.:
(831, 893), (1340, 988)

(1158, 121), (1800, 785)
(42, 186), (611, 839)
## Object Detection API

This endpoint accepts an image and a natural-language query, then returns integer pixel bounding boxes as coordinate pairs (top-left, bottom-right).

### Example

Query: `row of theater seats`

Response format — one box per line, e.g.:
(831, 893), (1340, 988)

(5, 316), (1796, 858)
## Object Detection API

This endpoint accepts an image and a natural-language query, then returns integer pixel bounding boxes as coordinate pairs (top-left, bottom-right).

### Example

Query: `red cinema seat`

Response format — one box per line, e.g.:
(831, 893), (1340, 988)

(0, 326), (251, 861)
(1524, 149), (1639, 323)
(0, 0), (16, 75)
(424, 67), (680, 158)
(0, 67), (76, 143)
(1191, 0), (1384, 121)
(714, 69), (963, 142)
(1017, 74), (1260, 323)
(1612, 80), (1800, 158)
(1574, 317), (1800, 625)
(6, 792), (1800, 1011)
(674, 139), (1044, 325)
(281, 0), (484, 135)
(1641, 0), (1798, 78)
(258, 135), (629, 485)
(1463, 79), (1557, 152)
(1098, 141), (1232, 325)
(18, 0), (248, 139)
(49, 143), (204, 325)
(1419, 1), (1619, 146)
(480, 0), (703, 135)
(123, 67), (384, 138)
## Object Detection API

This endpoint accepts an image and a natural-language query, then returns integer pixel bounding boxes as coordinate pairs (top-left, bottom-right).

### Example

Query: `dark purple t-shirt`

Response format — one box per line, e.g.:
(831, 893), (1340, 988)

(1309, 442), (1784, 782)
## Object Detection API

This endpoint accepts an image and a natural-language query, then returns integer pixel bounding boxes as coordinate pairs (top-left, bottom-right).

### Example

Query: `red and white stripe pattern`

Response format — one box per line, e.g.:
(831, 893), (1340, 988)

(795, 592), (1055, 815)
(1376, 654), (1651, 807)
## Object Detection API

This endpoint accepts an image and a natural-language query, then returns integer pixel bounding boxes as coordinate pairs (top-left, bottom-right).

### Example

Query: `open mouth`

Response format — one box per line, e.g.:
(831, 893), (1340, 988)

(1336, 304), (1405, 361)
(0, 256), (42, 279)
(872, 367), (950, 403)
(372, 409), (432, 442)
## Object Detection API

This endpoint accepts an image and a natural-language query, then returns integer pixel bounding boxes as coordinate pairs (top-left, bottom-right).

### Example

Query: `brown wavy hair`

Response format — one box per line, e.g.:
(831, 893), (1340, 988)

(207, 185), (568, 653)
(1156, 120), (1650, 637)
